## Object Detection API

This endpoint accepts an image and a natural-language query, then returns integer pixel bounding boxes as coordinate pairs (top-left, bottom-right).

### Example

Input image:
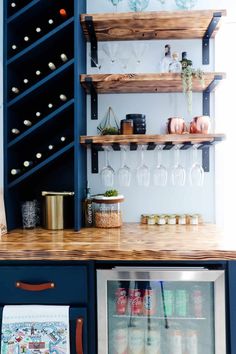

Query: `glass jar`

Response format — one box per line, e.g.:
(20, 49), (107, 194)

(93, 196), (124, 228)
(178, 214), (186, 225)
(157, 215), (166, 225)
(167, 214), (177, 225)
(147, 215), (156, 225)
(189, 214), (199, 225)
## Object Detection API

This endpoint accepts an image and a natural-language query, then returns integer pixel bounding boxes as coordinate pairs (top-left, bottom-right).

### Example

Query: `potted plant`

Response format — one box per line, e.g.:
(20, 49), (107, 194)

(181, 66), (204, 114)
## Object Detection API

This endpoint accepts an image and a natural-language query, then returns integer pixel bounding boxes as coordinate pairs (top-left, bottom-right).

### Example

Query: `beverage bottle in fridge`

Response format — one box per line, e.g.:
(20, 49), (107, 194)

(163, 288), (174, 317)
(175, 289), (189, 317)
(144, 324), (161, 354)
(128, 321), (145, 354)
(191, 285), (203, 318)
(115, 284), (128, 315)
(128, 282), (143, 316)
(112, 320), (128, 354)
(169, 325), (183, 354)
(143, 283), (157, 316)
(185, 328), (198, 354)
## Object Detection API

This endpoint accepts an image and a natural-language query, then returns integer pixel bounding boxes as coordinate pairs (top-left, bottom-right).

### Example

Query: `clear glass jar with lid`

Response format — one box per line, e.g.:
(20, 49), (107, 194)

(93, 195), (124, 228)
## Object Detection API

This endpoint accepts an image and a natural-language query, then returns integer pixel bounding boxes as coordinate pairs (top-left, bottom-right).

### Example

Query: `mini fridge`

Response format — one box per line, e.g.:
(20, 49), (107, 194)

(97, 267), (226, 354)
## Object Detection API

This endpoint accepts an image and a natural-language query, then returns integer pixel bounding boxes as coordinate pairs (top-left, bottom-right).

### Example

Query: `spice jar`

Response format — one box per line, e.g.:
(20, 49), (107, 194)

(189, 214), (199, 225)
(93, 195), (124, 228)
(178, 214), (186, 225)
(147, 215), (156, 225)
(157, 215), (166, 225)
(120, 119), (133, 135)
(167, 214), (177, 225)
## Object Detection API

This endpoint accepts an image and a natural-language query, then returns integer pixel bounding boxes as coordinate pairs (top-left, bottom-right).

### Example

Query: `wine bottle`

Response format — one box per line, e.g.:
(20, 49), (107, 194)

(60, 53), (68, 62)
(23, 78), (29, 84)
(48, 52), (69, 71)
(11, 128), (20, 135)
(11, 44), (17, 51)
(11, 87), (20, 94)
(59, 94), (67, 102)
(11, 168), (21, 176)
(23, 120), (32, 127)
(48, 62), (56, 71)
(48, 8), (68, 27)
(23, 160), (33, 168)
(24, 35), (30, 43)
(35, 111), (42, 118)
(10, 2), (16, 8)
(35, 70), (42, 76)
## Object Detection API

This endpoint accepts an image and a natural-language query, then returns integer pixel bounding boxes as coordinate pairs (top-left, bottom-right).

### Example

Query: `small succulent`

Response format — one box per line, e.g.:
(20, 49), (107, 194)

(104, 189), (119, 197)
(101, 127), (119, 135)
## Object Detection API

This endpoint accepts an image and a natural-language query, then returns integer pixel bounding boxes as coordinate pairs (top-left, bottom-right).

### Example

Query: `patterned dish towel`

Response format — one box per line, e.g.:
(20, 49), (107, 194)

(1, 305), (70, 354)
(0, 189), (7, 236)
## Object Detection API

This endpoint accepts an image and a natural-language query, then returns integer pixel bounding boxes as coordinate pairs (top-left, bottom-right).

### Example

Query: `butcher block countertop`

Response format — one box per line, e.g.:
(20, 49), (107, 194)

(0, 223), (236, 261)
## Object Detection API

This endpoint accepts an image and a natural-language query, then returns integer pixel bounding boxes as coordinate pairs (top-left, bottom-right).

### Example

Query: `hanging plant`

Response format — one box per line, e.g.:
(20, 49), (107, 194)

(181, 67), (204, 114)
(97, 106), (120, 135)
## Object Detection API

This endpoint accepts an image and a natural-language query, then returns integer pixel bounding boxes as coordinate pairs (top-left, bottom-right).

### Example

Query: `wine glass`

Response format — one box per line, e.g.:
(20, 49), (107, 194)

(100, 146), (115, 187)
(117, 146), (132, 187)
(189, 144), (204, 187)
(109, 0), (123, 12)
(175, 0), (197, 10)
(136, 145), (150, 187)
(171, 144), (186, 186)
(102, 43), (119, 71)
(128, 0), (150, 12)
(153, 145), (168, 186)
(131, 42), (149, 72)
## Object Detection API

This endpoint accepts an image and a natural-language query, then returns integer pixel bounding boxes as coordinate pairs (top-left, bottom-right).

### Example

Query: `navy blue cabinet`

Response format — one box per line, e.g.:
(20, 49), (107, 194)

(227, 261), (236, 354)
(3, 0), (87, 231)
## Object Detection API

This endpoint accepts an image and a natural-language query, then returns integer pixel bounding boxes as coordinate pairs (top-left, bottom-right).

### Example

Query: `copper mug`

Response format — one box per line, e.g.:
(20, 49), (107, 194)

(167, 117), (186, 134)
(190, 116), (210, 134)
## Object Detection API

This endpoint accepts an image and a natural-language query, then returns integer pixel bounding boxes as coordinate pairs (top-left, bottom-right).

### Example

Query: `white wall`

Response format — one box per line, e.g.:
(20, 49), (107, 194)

(86, 0), (227, 222)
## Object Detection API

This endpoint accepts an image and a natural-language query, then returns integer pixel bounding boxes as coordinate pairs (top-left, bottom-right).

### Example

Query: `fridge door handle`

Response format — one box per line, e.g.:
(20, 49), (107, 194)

(15, 281), (55, 291)
(76, 318), (84, 354)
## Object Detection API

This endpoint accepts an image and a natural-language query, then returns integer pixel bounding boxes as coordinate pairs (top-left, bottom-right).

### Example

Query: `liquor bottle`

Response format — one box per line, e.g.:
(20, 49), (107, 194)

(160, 44), (172, 73)
(169, 52), (182, 73)
(83, 183), (93, 227)
(180, 51), (192, 69)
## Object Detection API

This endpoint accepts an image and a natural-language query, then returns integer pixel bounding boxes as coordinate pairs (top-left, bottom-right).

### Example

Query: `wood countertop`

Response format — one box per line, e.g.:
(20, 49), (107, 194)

(0, 223), (236, 261)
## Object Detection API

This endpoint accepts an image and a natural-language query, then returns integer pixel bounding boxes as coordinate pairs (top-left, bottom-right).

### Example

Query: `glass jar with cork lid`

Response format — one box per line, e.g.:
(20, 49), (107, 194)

(93, 195), (124, 228)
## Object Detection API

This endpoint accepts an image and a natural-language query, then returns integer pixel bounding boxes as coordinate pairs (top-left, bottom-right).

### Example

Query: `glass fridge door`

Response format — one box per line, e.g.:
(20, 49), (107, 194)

(97, 268), (225, 354)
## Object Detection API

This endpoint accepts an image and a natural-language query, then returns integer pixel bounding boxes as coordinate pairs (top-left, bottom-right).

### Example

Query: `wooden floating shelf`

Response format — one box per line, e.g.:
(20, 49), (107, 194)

(80, 134), (226, 146)
(80, 9), (226, 41)
(80, 73), (226, 94)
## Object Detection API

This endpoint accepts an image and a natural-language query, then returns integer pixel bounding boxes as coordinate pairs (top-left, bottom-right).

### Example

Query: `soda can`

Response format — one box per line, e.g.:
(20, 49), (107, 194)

(175, 289), (188, 317)
(143, 287), (157, 316)
(116, 288), (128, 315)
(128, 288), (143, 316)
(112, 322), (128, 354)
(192, 285), (203, 317)
(163, 289), (174, 317)
(185, 329), (198, 354)
(169, 329), (182, 354)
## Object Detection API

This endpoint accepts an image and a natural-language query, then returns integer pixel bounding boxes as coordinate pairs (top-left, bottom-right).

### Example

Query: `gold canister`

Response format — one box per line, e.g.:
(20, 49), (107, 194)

(42, 191), (74, 230)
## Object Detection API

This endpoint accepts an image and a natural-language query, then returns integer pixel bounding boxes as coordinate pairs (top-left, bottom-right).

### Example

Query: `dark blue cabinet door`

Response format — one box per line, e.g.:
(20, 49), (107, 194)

(228, 261), (236, 354)
(0, 307), (87, 354)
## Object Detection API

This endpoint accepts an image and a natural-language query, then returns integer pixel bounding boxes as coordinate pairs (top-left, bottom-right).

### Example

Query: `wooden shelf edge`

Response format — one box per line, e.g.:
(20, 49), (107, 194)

(80, 133), (226, 145)
(80, 72), (226, 94)
(80, 9), (227, 41)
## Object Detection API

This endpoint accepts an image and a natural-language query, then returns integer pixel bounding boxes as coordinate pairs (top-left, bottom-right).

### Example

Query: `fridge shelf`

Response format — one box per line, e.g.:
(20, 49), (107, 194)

(112, 314), (207, 320)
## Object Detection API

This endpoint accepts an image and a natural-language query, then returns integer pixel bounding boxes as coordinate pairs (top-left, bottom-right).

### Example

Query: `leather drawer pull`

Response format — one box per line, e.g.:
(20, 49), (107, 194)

(76, 318), (83, 354)
(15, 281), (55, 291)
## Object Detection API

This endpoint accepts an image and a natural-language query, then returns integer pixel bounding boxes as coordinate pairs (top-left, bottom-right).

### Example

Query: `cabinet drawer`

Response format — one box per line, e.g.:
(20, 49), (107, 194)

(0, 266), (88, 304)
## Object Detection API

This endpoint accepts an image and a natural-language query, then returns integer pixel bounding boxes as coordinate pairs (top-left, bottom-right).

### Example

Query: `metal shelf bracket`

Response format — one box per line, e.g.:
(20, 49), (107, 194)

(202, 12), (222, 65)
(85, 77), (98, 120)
(84, 16), (98, 68)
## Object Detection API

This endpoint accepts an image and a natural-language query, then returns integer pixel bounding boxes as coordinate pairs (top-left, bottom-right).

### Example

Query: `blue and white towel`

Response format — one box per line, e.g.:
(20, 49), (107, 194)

(1, 305), (70, 354)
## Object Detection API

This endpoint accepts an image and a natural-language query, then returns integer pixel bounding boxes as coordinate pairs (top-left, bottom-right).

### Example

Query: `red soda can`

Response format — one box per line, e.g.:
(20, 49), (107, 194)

(129, 288), (142, 315)
(192, 286), (203, 317)
(116, 288), (127, 315)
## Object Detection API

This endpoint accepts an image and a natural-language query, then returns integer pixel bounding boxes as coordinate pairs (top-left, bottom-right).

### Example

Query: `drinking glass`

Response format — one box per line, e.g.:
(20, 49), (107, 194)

(109, 0), (123, 12)
(136, 145), (150, 187)
(189, 144), (204, 187)
(171, 144), (186, 186)
(153, 145), (168, 186)
(117, 146), (131, 187)
(100, 146), (115, 187)
(128, 0), (150, 12)
(175, 0), (197, 10)
(21, 201), (37, 229)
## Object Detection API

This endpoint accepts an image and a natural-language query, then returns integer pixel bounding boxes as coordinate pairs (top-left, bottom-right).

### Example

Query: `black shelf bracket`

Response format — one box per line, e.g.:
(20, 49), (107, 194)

(85, 77), (98, 120)
(91, 144), (103, 173)
(84, 16), (98, 68)
(202, 12), (222, 65)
